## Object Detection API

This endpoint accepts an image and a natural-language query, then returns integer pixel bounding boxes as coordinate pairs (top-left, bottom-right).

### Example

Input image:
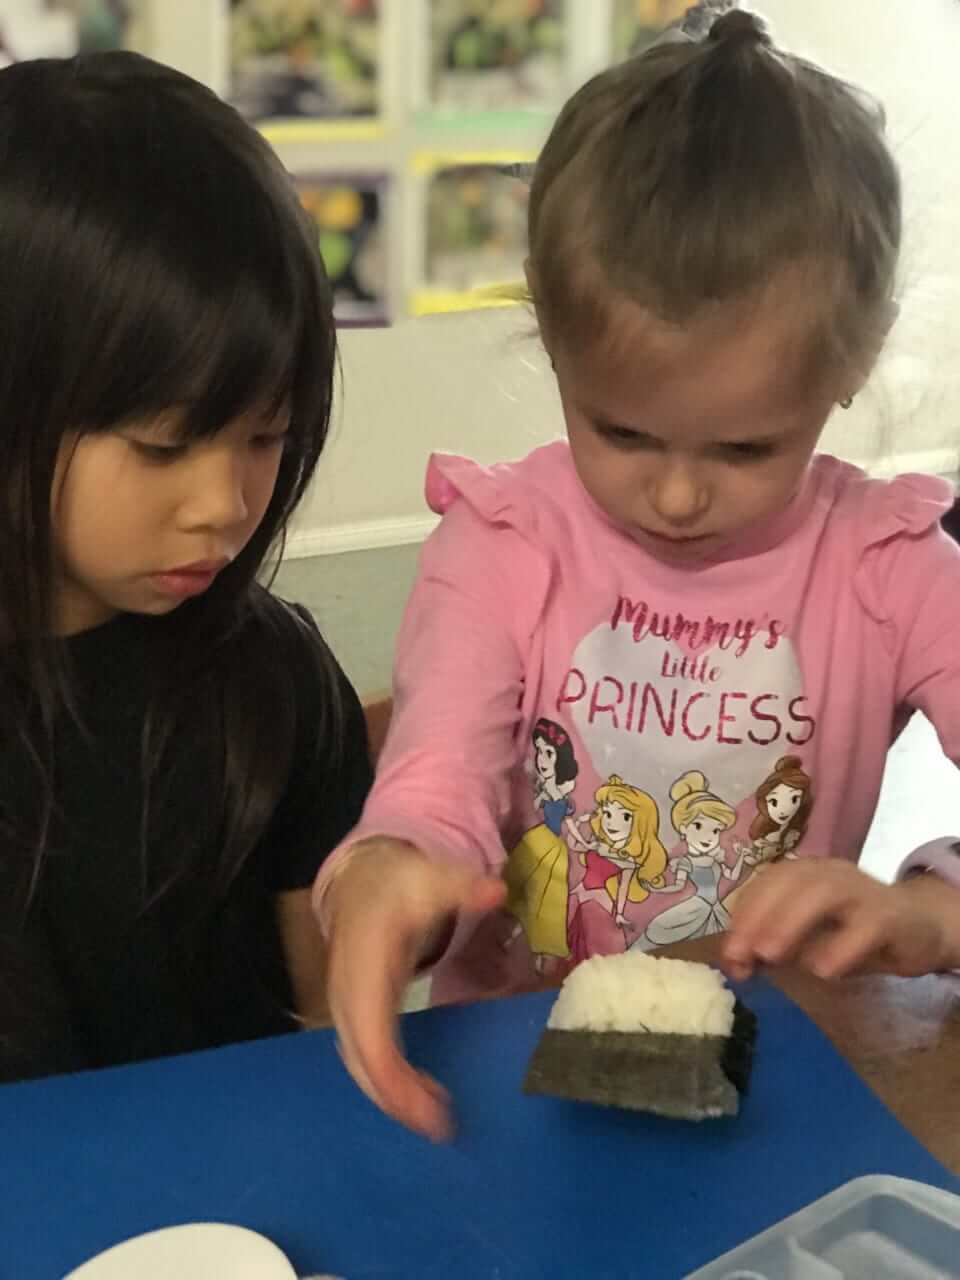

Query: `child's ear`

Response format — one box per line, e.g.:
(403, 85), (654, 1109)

(842, 298), (900, 403)
(525, 258), (556, 370)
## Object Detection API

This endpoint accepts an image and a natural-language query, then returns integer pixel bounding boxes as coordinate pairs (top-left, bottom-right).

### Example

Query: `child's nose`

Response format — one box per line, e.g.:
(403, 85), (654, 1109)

(181, 449), (249, 531)
(649, 458), (708, 526)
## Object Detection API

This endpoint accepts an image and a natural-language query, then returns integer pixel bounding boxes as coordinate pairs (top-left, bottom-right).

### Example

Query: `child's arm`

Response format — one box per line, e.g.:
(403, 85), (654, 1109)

(316, 503), (545, 1139)
(277, 888), (330, 1027)
(725, 500), (960, 981)
(262, 606), (374, 1024)
(722, 856), (960, 981)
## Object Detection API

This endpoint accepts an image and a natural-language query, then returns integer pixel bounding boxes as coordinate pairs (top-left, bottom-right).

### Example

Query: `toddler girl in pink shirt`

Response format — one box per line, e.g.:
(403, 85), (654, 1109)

(316, 6), (960, 1139)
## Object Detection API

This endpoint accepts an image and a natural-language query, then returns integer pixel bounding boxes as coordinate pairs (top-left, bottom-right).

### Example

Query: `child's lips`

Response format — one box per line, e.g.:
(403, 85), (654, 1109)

(640, 527), (712, 544)
(150, 559), (229, 598)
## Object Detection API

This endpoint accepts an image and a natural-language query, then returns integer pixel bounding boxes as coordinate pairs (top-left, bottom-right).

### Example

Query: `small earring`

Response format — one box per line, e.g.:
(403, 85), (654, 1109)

(839, 395), (853, 410)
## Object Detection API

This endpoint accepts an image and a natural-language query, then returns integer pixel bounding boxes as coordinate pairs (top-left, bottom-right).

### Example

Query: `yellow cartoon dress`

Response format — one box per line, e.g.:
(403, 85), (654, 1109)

(504, 795), (572, 960)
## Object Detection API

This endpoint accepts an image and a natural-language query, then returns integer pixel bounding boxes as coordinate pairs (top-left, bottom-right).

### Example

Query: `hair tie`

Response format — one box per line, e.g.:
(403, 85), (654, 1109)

(707, 8), (774, 50)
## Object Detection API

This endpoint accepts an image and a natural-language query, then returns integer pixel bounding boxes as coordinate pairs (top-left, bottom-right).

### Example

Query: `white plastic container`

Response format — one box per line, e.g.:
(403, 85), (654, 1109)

(685, 1175), (960, 1279)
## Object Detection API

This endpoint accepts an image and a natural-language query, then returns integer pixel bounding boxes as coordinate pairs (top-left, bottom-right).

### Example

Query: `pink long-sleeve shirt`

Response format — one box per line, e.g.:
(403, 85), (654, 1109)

(317, 443), (960, 1004)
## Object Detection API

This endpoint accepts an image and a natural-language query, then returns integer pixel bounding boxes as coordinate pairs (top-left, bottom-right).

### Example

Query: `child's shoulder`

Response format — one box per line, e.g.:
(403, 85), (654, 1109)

(813, 455), (958, 624)
(813, 453), (955, 546)
(235, 583), (325, 654)
(228, 586), (349, 703)
(425, 440), (576, 525)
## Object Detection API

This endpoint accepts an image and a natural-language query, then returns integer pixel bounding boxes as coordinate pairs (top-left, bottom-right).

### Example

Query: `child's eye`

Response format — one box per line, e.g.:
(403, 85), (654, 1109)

(596, 423), (657, 450)
(131, 441), (189, 464)
(719, 441), (776, 463)
(252, 432), (290, 452)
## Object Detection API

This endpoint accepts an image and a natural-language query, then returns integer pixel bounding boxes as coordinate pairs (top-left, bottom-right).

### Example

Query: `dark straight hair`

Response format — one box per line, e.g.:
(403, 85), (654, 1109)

(0, 52), (339, 910)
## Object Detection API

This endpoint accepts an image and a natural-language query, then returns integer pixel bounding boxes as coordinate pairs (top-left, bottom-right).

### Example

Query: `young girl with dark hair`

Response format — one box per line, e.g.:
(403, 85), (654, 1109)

(0, 51), (370, 1081)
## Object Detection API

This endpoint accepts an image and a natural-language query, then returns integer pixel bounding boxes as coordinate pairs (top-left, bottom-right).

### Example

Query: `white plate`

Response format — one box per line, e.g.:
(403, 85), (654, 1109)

(64, 1223), (298, 1279)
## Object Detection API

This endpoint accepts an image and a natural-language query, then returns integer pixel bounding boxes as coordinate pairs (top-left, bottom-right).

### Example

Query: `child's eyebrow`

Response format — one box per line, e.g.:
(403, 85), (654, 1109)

(588, 411), (786, 451)
(587, 412), (656, 438)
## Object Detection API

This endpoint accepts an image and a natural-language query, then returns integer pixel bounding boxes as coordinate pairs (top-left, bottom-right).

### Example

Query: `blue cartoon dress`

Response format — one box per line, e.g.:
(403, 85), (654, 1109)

(504, 796), (572, 959)
(643, 855), (731, 947)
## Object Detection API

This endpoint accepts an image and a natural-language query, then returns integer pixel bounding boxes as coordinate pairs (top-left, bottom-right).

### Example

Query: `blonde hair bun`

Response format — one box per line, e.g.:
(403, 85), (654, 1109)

(670, 770), (709, 803)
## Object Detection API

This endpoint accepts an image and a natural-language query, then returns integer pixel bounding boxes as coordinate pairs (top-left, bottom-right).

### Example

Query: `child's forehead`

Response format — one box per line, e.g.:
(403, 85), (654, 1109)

(558, 293), (834, 435)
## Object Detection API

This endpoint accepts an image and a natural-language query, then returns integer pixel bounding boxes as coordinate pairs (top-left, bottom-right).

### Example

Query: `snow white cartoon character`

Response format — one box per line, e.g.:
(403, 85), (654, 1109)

(567, 776), (667, 955)
(639, 770), (748, 949)
(726, 754), (814, 911)
(503, 718), (581, 972)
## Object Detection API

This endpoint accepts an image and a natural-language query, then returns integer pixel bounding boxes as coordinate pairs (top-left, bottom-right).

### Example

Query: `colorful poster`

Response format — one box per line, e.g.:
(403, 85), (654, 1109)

(611, 0), (704, 61)
(413, 153), (531, 314)
(428, 0), (566, 113)
(229, 0), (381, 130)
(67, 0), (141, 52)
(295, 174), (390, 327)
(0, 1), (141, 64)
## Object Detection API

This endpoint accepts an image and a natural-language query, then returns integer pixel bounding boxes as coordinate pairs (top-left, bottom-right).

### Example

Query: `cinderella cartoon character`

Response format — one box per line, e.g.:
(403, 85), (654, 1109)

(639, 770), (747, 948)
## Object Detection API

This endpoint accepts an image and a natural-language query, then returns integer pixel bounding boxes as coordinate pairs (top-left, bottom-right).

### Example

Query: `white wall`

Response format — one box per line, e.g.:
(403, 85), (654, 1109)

(145, 0), (960, 555)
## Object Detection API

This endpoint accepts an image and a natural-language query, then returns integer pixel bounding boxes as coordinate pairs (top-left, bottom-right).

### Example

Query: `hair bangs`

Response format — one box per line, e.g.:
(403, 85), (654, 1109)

(0, 54), (333, 468)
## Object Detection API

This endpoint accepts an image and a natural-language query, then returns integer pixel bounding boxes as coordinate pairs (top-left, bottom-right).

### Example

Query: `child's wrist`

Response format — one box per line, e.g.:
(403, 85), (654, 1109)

(318, 837), (422, 933)
(895, 874), (960, 972)
(894, 837), (960, 970)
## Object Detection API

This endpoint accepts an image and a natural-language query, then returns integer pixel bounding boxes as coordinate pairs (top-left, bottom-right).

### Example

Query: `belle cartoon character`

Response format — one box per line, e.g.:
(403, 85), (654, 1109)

(726, 755), (814, 911)
(504, 718), (582, 971)
(567, 776), (667, 955)
(640, 771), (747, 948)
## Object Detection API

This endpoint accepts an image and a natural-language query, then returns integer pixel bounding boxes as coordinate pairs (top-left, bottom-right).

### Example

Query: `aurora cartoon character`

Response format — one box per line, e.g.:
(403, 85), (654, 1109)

(503, 718), (582, 971)
(567, 776), (668, 958)
(639, 770), (748, 948)
(725, 754), (814, 911)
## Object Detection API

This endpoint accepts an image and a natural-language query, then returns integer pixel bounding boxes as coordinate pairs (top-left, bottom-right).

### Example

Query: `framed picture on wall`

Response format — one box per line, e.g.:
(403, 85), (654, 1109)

(0, 0), (144, 62)
(295, 173), (390, 327)
(426, 0), (567, 115)
(229, 0), (382, 138)
(611, 0), (736, 62)
(411, 153), (531, 315)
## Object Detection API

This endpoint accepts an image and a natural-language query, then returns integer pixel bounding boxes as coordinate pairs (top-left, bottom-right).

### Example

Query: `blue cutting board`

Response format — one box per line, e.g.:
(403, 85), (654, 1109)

(0, 979), (955, 1280)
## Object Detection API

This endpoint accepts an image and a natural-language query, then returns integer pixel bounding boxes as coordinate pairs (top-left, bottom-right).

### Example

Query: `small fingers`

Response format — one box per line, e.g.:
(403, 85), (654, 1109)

(724, 863), (846, 974)
(794, 915), (884, 980)
(326, 853), (505, 1142)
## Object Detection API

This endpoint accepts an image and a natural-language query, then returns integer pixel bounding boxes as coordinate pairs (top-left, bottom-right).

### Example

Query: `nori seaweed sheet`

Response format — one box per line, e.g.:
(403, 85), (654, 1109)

(524, 999), (758, 1121)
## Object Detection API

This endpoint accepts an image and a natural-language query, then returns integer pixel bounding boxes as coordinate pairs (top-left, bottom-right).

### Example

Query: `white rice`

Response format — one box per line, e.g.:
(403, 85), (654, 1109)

(547, 952), (736, 1037)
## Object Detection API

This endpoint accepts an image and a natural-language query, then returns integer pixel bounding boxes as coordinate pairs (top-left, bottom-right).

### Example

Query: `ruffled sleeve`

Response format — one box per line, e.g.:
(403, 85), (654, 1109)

(426, 452), (540, 530)
(854, 472), (960, 762)
(313, 451), (552, 958)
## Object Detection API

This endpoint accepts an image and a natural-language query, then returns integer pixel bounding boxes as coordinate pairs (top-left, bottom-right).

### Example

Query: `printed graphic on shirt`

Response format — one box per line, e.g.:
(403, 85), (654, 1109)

(723, 754), (814, 913)
(632, 769), (749, 950)
(560, 595), (815, 824)
(506, 595), (818, 971)
(566, 774), (667, 963)
(503, 718), (581, 974)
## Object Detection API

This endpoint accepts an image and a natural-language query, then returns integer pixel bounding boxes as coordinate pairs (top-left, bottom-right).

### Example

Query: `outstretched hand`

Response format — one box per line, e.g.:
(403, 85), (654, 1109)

(721, 857), (959, 982)
(321, 839), (505, 1141)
